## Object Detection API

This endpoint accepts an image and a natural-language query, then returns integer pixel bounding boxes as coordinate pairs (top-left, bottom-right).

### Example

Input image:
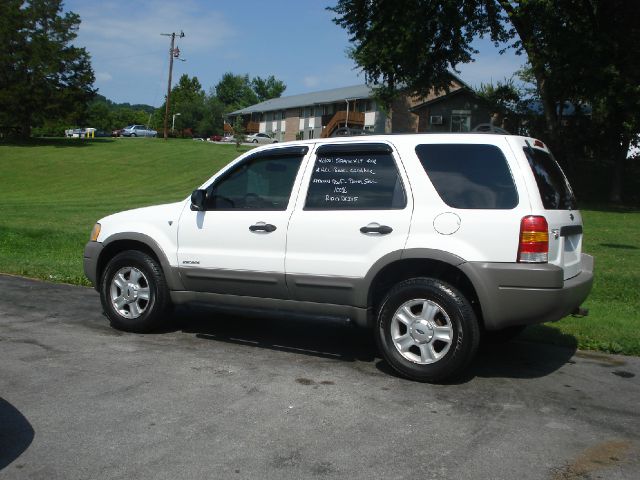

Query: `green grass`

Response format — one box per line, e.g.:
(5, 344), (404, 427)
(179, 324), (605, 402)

(523, 207), (640, 355)
(1, 138), (638, 355)
(0, 138), (250, 284)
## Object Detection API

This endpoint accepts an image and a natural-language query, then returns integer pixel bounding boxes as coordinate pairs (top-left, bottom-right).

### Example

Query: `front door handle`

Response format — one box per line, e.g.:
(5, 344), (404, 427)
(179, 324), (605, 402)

(249, 222), (277, 233)
(360, 223), (393, 235)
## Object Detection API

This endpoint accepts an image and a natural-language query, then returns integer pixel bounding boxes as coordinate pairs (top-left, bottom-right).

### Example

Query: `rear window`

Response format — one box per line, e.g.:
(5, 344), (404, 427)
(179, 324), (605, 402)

(415, 144), (518, 209)
(523, 147), (577, 210)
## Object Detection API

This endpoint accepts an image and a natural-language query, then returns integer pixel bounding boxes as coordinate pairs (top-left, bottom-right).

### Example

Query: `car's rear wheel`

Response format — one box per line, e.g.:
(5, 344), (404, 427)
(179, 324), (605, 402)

(375, 277), (480, 382)
(100, 250), (171, 332)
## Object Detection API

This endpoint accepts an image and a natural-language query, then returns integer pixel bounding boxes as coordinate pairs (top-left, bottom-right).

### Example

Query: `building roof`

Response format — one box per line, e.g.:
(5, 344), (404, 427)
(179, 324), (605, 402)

(409, 87), (475, 111)
(228, 84), (374, 115)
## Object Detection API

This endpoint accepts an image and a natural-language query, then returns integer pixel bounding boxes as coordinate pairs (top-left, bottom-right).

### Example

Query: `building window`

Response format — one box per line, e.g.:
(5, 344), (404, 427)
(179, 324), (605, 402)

(450, 114), (471, 132)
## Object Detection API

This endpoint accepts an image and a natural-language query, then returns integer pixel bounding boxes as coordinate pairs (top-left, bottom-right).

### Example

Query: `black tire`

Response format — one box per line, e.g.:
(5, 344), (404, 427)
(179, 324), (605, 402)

(131, 133), (137, 137)
(252, 139), (258, 143)
(99, 250), (171, 333)
(375, 277), (480, 382)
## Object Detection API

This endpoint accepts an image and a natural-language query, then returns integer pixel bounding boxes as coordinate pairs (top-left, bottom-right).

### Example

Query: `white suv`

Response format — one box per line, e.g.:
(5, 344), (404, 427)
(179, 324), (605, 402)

(84, 134), (593, 382)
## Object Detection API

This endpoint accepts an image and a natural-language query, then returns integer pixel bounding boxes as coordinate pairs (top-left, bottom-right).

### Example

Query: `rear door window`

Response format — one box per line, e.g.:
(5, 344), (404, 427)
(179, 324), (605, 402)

(523, 146), (577, 210)
(305, 143), (406, 210)
(415, 144), (518, 209)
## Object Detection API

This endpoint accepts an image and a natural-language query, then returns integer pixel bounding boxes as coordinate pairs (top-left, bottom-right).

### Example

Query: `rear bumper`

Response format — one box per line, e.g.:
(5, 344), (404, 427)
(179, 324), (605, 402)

(461, 254), (594, 330)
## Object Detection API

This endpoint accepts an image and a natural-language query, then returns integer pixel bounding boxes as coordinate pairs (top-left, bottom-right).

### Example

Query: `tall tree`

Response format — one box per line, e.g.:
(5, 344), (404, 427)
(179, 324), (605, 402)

(330, 0), (640, 202)
(215, 72), (287, 111)
(495, 0), (640, 202)
(215, 73), (258, 111)
(0, 0), (95, 138)
(330, 0), (505, 131)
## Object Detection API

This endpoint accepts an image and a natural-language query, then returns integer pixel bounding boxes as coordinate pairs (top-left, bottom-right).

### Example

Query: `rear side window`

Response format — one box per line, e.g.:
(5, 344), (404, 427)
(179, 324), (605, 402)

(305, 145), (406, 210)
(523, 147), (577, 210)
(415, 144), (518, 209)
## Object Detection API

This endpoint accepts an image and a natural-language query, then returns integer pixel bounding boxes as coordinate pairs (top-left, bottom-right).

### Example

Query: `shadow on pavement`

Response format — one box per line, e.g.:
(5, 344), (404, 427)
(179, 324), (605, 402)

(170, 307), (577, 382)
(172, 306), (377, 363)
(0, 398), (34, 471)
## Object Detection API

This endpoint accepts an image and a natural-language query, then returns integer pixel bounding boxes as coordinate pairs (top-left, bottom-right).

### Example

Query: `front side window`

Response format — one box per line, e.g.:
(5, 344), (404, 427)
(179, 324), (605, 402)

(206, 153), (304, 211)
(415, 144), (518, 209)
(305, 144), (406, 210)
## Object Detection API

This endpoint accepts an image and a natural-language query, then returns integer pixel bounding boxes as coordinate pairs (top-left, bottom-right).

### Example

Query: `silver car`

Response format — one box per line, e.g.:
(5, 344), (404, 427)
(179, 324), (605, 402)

(246, 133), (277, 144)
(121, 125), (157, 137)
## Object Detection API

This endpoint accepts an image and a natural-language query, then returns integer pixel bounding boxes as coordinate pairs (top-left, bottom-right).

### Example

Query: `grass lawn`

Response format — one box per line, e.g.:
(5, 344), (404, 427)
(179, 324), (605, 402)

(1, 137), (638, 355)
(0, 138), (250, 284)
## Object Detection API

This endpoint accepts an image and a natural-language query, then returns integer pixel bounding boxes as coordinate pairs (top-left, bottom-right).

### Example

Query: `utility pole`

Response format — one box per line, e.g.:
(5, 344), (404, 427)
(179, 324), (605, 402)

(161, 30), (184, 140)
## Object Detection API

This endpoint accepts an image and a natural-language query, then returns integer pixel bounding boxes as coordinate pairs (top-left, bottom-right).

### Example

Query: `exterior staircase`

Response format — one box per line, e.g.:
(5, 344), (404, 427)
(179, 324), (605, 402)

(321, 111), (365, 138)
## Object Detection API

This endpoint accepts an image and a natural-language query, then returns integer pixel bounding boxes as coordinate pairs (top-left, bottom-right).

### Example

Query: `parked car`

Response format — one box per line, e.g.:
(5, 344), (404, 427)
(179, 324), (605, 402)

(84, 133), (593, 382)
(330, 127), (368, 137)
(472, 123), (511, 134)
(246, 133), (278, 144)
(121, 125), (157, 137)
(209, 134), (223, 142)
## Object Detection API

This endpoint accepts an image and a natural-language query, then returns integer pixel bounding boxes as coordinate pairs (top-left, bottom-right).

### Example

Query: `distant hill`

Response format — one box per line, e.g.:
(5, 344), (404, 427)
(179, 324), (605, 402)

(92, 94), (156, 114)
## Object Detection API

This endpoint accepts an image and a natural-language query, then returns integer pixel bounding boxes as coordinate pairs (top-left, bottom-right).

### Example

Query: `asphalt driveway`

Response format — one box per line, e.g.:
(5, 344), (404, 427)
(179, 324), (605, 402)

(1, 274), (639, 479)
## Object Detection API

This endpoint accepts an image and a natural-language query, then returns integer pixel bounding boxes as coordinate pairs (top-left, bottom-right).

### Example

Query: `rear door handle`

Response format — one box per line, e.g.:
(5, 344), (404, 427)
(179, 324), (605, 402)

(360, 223), (393, 235)
(249, 222), (277, 233)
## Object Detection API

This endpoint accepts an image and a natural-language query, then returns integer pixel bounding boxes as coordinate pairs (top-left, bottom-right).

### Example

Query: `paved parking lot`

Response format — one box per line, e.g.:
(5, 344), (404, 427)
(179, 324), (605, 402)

(1, 274), (639, 479)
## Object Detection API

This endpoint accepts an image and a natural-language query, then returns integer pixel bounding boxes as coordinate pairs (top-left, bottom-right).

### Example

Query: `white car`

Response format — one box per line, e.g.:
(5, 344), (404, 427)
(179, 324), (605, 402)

(246, 133), (278, 144)
(84, 134), (593, 382)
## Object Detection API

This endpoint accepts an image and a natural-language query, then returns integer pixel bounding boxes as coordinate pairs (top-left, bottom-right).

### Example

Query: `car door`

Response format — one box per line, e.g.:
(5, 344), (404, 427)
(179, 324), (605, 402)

(285, 142), (413, 307)
(177, 146), (309, 298)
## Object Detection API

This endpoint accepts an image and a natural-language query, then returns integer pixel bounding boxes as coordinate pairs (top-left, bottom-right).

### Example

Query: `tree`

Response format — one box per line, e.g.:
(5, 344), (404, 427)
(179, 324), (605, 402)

(215, 73), (258, 111)
(251, 75), (286, 103)
(215, 72), (287, 112)
(232, 116), (245, 150)
(494, 0), (640, 202)
(156, 74), (207, 136)
(330, 0), (640, 202)
(0, 0), (95, 138)
(330, 0), (505, 132)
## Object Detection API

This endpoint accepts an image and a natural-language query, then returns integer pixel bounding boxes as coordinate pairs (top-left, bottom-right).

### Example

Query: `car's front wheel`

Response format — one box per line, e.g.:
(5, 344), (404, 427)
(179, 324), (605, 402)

(375, 277), (480, 382)
(100, 250), (171, 332)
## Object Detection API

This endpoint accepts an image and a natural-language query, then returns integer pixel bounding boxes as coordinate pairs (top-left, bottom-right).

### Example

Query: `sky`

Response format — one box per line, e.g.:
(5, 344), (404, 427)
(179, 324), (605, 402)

(64, 0), (526, 107)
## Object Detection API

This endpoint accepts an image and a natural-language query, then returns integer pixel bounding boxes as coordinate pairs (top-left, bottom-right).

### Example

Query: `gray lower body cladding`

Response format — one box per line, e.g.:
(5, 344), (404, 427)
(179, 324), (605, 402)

(84, 240), (594, 331)
(461, 254), (594, 330)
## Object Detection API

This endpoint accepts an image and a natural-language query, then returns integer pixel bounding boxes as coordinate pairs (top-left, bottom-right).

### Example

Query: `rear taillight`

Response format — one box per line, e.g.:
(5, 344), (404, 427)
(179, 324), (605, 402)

(518, 216), (549, 263)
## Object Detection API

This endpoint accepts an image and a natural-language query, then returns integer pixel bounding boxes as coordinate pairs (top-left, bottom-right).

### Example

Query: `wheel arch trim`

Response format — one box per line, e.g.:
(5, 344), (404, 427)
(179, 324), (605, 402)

(359, 248), (468, 306)
(99, 233), (184, 290)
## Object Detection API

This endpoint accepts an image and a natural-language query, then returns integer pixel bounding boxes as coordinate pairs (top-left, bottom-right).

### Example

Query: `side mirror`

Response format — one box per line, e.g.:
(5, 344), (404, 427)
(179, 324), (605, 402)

(190, 189), (206, 211)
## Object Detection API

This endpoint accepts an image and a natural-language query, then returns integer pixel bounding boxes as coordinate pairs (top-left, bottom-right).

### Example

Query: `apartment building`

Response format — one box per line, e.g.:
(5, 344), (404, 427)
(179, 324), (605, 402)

(226, 74), (492, 141)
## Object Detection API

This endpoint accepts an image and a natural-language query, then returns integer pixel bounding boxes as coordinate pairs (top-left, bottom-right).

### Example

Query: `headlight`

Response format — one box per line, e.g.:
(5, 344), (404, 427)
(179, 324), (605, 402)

(90, 223), (101, 241)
